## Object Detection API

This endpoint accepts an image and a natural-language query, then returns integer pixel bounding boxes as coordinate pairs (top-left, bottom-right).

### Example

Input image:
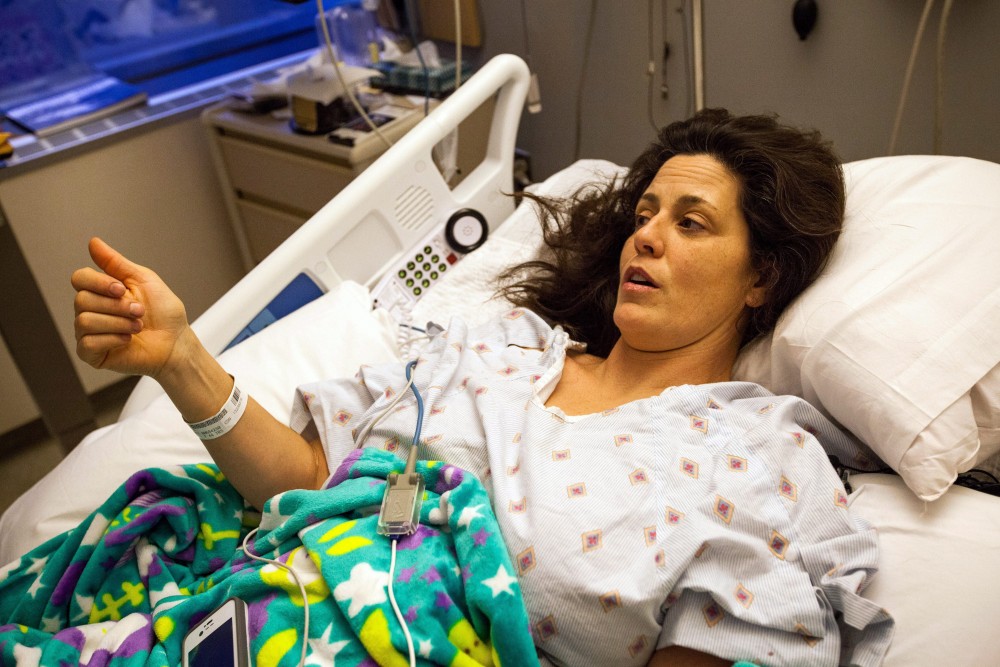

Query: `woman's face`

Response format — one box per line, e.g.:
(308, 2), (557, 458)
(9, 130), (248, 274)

(614, 153), (765, 355)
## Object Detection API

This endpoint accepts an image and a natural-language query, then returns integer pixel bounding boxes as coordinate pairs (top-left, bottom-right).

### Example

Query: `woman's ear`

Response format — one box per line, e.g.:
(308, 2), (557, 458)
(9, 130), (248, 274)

(745, 283), (767, 309)
(745, 260), (774, 309)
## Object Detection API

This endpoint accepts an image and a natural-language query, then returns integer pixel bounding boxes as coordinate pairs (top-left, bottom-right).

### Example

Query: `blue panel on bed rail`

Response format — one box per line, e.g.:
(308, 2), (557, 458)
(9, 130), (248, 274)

(224, 272), (324, 350)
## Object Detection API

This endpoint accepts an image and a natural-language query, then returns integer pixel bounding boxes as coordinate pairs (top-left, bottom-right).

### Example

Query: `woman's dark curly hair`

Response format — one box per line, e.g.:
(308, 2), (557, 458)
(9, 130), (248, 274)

(496, 108), (845, 357)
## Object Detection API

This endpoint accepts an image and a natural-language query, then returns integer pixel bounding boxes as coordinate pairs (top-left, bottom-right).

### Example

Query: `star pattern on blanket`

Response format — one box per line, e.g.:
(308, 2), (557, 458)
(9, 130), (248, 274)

(305, 625), (349, 666)
(458, 504), (485, 529)
(13, 644), (41, 664)
(333, 562), (390, 617)
(434, 591), (453, 610)
(261, 547), (330, 606)
(482, 565), (517, 597)
(39, 616), (61, 634)
(260, 493), (294, 531)
(25, 556), (49, 575)
(26, 575), (45, 599)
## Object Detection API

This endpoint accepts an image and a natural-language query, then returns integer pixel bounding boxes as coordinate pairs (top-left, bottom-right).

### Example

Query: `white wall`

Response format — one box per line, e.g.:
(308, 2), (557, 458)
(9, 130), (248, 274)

(477, 0), (1000, 178)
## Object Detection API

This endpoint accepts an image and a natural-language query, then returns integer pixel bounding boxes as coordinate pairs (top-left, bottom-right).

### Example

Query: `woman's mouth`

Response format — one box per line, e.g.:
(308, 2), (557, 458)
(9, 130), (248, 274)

(622, 267), (658, 290)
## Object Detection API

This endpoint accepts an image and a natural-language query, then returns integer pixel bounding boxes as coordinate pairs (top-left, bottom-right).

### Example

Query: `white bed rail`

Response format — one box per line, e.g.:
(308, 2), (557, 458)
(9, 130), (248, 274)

(122, 54), (531, 416)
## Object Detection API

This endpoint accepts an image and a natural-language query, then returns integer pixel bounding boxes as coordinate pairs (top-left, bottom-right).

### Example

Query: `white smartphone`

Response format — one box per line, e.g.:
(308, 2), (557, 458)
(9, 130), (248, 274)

(182, 597), (250, 667)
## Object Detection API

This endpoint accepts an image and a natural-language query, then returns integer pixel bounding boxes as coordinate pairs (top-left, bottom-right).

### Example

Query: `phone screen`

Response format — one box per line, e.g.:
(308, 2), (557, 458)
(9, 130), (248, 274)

(187, 618), (237, 667)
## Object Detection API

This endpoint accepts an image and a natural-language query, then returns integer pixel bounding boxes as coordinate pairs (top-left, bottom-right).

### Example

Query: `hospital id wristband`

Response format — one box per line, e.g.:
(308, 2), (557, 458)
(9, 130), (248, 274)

(186, 376), (248, 440)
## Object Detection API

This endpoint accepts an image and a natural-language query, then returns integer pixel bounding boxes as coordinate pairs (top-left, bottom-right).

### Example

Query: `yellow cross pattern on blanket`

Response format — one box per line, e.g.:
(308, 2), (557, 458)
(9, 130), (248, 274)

(89, 581), (145, 623)
(199, 523), (242, 550)
(105, 507), (134, 534)
(112, 507), (133, 526)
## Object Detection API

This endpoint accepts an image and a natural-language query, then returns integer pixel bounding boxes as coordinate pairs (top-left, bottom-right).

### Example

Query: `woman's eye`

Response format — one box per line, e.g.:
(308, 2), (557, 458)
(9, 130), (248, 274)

(678, 217), (705, 231)
(634, 214), (650, 229)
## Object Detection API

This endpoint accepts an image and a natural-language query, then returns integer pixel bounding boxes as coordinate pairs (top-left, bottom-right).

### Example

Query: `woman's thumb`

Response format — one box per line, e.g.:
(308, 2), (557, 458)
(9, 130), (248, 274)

(88, 237), (143, 281)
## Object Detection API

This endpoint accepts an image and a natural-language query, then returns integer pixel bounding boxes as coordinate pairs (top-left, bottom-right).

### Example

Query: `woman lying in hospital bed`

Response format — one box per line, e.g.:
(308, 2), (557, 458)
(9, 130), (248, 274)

(4, 52), (1000, 662)
(48, 109), (892, 666)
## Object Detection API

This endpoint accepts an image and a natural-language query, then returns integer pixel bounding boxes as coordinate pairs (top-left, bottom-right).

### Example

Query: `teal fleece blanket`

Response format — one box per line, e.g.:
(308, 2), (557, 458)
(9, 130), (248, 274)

(0, 449), (538, 666)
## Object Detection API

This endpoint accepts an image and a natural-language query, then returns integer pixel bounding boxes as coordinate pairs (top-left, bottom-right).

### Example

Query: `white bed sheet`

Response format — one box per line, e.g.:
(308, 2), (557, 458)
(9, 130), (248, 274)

(2, 159), (998, 666)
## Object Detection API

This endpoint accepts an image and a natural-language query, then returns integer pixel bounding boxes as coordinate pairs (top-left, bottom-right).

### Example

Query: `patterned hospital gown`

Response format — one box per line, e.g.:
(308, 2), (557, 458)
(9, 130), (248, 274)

(290, 309), (894, 666)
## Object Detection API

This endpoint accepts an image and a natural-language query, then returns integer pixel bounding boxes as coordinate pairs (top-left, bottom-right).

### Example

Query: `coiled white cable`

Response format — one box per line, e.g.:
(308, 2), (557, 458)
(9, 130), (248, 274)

(396, 303), (416, 358)
(241, 528), (310, 667)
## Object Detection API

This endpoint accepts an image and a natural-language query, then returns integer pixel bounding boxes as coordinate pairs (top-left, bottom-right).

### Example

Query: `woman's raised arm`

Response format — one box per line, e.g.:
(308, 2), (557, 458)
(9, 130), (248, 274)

(72, 237), (329, 509)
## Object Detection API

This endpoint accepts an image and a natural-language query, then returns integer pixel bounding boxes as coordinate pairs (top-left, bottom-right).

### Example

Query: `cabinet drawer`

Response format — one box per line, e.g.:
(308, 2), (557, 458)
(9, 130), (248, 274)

(219, 136), (354, 214)
(236, 199), (309, 263)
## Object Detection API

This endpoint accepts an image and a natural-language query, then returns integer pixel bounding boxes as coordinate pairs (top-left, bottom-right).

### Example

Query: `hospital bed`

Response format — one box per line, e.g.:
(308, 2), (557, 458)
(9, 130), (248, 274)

(2, 54), (999, 665)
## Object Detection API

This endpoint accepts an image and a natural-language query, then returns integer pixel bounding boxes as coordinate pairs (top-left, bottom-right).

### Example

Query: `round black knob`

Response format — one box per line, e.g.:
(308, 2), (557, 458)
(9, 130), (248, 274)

(444, 208), (488, 253)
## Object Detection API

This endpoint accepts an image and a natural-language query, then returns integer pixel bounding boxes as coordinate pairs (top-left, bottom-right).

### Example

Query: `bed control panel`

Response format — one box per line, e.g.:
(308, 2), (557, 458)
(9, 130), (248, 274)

(371, 208), (488, 322)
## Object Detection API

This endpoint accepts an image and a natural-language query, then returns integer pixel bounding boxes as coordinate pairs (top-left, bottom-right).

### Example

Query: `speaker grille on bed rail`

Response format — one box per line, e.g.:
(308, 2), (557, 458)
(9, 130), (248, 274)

(394, 185), (435, 232)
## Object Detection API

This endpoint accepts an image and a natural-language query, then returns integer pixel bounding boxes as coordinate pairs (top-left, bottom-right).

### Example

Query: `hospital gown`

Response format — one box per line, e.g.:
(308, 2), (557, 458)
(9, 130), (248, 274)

(290, 309), (894, 666)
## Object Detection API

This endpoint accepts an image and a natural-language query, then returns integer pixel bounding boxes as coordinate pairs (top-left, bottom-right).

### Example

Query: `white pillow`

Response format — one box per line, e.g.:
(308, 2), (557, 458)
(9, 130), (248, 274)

(735, 155), (1000, 501)
(0, 281), (400, 564)
(848, 473), (1000, 665)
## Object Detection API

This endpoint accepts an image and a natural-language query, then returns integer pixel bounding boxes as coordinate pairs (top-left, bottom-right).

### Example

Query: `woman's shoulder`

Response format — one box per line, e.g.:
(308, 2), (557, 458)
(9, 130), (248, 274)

(688, 380), (818, 410)
(691, 381), (869, 464)
(680, 380), (779, 408)
(677, 381), (836, 437)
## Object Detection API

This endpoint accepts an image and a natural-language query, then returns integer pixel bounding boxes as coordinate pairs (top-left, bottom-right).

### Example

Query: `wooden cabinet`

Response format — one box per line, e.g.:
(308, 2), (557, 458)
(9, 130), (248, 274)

(202, 101), (424, 270)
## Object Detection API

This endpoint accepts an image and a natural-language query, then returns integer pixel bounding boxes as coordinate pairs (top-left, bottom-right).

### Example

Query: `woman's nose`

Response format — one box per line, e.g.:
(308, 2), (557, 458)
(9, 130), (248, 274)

(633, 217), (665, 256)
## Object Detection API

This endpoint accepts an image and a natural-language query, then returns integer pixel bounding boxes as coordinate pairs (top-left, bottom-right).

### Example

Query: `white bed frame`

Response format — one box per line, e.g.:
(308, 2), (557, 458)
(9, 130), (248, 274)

(122, 54), (531, 417)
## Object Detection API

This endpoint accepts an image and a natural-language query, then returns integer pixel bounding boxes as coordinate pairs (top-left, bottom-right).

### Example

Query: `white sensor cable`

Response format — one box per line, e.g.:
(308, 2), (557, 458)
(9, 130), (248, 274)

(241, 528), (310, 667)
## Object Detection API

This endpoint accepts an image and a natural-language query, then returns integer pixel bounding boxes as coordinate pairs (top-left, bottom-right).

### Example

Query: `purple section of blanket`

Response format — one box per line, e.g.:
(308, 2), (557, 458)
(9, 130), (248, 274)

(53, 626), (86, 652)
(52, 561), (86, 606)
(104, 504), (187, 546)
(328, 449), (365, 488)
(52, 619), (153, 664)
(396, 524), (437, 551)
(248, 593), (277, 640)
(434, 464), (465, 493)
(125, 470), (158, 497)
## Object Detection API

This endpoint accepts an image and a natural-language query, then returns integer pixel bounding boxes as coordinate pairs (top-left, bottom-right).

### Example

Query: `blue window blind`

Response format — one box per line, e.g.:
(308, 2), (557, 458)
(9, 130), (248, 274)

(1, 1), (351, 101)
